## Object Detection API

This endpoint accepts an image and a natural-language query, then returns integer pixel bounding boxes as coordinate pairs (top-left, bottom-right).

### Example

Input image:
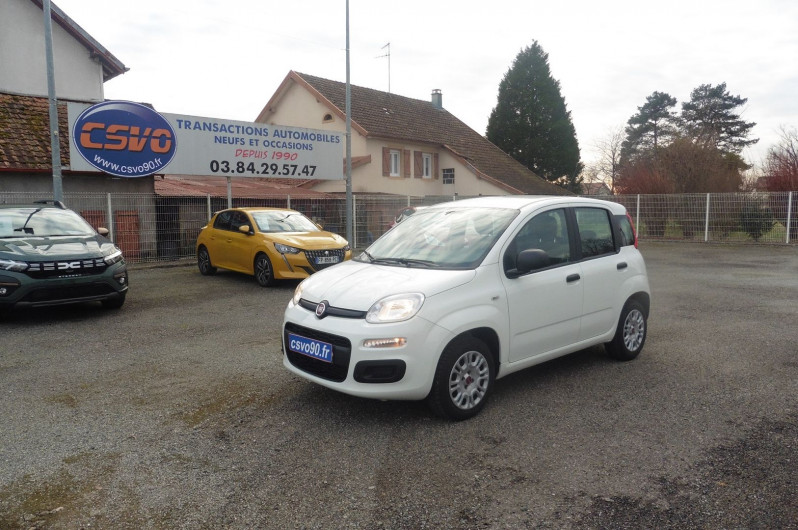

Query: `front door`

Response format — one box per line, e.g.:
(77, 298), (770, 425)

(501, 208), (583, 362)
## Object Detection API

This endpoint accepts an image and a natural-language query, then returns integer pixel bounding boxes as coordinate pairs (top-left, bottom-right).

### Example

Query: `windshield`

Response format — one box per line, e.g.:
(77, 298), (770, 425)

(358, 206), (518, 269)
(250, 211), (320, 233)
(0, 207), (96, 238)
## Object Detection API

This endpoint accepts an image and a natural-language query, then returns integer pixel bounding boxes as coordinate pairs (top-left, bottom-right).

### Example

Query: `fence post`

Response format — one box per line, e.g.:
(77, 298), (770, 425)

(635, 194), (640, 237)
(787, 191), (793, 244)
(287, 195), (291, 210)
(353, 194), (358, 248)
(206, 194), (211, 221)
(704, 193), (711, 242)
(106, 193), (116, 242)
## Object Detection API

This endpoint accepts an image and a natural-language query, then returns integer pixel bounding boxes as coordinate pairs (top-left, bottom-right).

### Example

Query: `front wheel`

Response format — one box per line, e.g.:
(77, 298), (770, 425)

(428, 336), (495, 421)
(254, 253), (275, 287)
(197, 246), (217, 276)
(605, 299), (647, 361)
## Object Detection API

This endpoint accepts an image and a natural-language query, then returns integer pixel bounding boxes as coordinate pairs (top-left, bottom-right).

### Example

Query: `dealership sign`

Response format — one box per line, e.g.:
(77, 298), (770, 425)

(68, 101), (344, 180)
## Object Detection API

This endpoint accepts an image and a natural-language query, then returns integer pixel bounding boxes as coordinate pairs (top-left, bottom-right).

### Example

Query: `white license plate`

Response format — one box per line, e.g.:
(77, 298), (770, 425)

(316, 256), (339, 265)
(287, 332), (333, 363)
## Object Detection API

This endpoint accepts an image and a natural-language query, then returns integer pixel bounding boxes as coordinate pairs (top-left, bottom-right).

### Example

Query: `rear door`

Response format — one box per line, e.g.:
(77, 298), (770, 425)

(572, 206), (625, 341)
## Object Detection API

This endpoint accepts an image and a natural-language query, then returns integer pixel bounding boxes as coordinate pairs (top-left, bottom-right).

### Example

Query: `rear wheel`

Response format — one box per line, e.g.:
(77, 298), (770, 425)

(197, 246), (217, 276)
(605, 299), (647, 361)
(428, 336), (495, 421)
(254, 253), (275, 287)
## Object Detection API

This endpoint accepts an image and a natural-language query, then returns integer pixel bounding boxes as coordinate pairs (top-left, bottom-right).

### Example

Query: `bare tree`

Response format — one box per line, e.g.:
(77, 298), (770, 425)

(762, 125), (798, 191)
(592, 125), (625, 192)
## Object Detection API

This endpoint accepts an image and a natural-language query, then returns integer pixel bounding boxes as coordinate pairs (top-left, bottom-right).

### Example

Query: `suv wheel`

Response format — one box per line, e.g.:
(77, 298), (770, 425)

(428, 336), (495, 420)
(605, 299), (647, 361)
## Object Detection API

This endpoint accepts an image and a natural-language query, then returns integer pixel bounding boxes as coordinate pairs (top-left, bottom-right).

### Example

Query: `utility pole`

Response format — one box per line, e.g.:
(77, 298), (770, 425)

(345, 0), (353, 244)
(43, 0), (64, 202)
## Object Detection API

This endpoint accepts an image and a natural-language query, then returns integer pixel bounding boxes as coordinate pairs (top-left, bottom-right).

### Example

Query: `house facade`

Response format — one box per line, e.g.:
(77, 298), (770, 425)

(257, 72), (570, 198)
(0, 0), (153, 197)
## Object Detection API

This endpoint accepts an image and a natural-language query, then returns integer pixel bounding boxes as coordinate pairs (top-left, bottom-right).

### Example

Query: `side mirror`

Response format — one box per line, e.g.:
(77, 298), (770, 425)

(238, 225), (253, 235)
(97, 227), (109, 236)
(506, 249), (550, 278)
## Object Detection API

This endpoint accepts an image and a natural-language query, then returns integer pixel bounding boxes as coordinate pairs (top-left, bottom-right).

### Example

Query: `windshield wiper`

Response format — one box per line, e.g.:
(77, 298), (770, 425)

(369, 257), (438, 268)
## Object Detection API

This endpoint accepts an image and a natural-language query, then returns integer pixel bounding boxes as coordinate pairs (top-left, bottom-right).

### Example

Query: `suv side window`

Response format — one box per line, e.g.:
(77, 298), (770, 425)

(504, 208), (570, 272)
(575, 207), (615, 258)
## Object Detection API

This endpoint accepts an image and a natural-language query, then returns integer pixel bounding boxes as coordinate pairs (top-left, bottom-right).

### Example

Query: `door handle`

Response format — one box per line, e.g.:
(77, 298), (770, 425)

(566, 273), (581, 283)
(617, 262), (628, 270)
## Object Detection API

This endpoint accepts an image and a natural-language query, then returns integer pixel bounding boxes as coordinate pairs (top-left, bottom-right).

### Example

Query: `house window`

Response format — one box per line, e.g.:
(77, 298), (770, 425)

(442, 168), (455, 184)
(422, 153), (433, 179)
(322, 113), (334, 123)
(390, 150), (401, 176)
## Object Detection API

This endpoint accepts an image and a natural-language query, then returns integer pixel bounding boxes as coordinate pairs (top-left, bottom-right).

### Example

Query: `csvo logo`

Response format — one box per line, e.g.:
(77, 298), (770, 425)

(73, 101), (177, 178)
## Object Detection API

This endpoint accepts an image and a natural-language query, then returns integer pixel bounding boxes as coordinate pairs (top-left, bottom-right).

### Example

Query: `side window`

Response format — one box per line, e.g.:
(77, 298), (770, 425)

(213, 211), (233, 230)
(230, 212), (250, 232)
(617, 214), (635, 247)
(575, 207), (615, 258)
(504, 208), (570, 272)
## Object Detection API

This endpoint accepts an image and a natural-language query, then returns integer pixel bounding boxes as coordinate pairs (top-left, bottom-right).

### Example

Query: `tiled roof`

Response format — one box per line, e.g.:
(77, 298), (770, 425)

(291, 72), (571, 196)
(154, 175), (331, 198)
(0, 93), (70, 171)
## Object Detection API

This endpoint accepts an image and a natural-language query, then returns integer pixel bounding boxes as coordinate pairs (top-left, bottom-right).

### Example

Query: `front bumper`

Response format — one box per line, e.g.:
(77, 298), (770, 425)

(282, 300), (452, 401)
(0, 264), (128, 309)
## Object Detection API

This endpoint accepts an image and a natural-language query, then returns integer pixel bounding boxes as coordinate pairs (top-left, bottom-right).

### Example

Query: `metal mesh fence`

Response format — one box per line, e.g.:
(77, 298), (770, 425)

(1, 191), (794, 264)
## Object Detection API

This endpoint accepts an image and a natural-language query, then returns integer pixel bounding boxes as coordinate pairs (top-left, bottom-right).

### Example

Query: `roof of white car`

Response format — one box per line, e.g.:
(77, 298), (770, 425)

(427, 195), (626, 213)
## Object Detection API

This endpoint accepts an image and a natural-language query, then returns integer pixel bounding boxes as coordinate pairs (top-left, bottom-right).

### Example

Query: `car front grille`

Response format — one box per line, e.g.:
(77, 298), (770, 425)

(284, 322), (351, 382)
(25, 259), (108, 279)
(303, 249), (347, 271)
(21, 283), (117, 303)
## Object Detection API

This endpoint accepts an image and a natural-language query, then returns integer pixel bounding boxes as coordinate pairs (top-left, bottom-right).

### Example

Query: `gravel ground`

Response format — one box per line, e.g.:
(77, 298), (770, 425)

(0, 241), (796, 529)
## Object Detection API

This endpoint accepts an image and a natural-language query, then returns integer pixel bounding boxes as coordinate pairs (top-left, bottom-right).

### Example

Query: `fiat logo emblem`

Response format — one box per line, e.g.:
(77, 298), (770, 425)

(315, 301), (328, 318)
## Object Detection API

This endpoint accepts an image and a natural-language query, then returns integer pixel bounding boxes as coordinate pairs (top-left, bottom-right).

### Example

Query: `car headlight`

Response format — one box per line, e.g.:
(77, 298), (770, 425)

(103, 248), (124, 265)
(275, 243), (301, 254)
(0, 258), (28, 272)
(343, 244), (351, 252)
(366, 293), (425, 323)
(292, 279), (307, 305)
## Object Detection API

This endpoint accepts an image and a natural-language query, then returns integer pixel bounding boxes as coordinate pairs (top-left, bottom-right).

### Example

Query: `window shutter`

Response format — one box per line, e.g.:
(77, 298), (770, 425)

(403, 149), (411, 178)
(414, 151), (422, 179)
(433, 153), (439, 179)
(382, 147), (390, 176)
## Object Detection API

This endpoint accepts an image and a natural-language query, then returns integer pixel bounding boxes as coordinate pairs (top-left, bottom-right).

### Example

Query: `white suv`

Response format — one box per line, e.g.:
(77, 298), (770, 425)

(282, 196), (650, 420)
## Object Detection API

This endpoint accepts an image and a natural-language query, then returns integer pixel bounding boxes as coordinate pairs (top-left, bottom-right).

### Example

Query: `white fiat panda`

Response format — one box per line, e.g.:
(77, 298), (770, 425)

(282, 196), (650, 420)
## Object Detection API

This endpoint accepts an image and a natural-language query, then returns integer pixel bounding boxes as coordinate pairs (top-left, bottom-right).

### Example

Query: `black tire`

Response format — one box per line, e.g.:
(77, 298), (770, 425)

(428, 336), (495, 421)
(197, 246), (217, 276)
(254, 253), (275, 287)
(102, 293), (126, 309)
(605, 299), (647, 361)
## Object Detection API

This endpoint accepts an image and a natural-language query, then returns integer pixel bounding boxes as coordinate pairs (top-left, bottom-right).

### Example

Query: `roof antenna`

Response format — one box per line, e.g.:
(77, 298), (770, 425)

(376, 42), (390, 93)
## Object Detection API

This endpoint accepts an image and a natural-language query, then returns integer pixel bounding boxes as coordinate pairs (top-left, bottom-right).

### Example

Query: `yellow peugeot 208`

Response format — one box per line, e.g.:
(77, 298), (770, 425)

(196, 207), (351, 286)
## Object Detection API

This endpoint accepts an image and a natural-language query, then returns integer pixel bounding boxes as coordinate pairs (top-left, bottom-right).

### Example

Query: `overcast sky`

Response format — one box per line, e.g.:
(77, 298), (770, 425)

(53, 0), (798, 170)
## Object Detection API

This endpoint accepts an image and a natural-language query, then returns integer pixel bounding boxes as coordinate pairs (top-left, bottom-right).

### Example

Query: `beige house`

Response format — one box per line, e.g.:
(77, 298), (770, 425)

(257, 71), (569, 198)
